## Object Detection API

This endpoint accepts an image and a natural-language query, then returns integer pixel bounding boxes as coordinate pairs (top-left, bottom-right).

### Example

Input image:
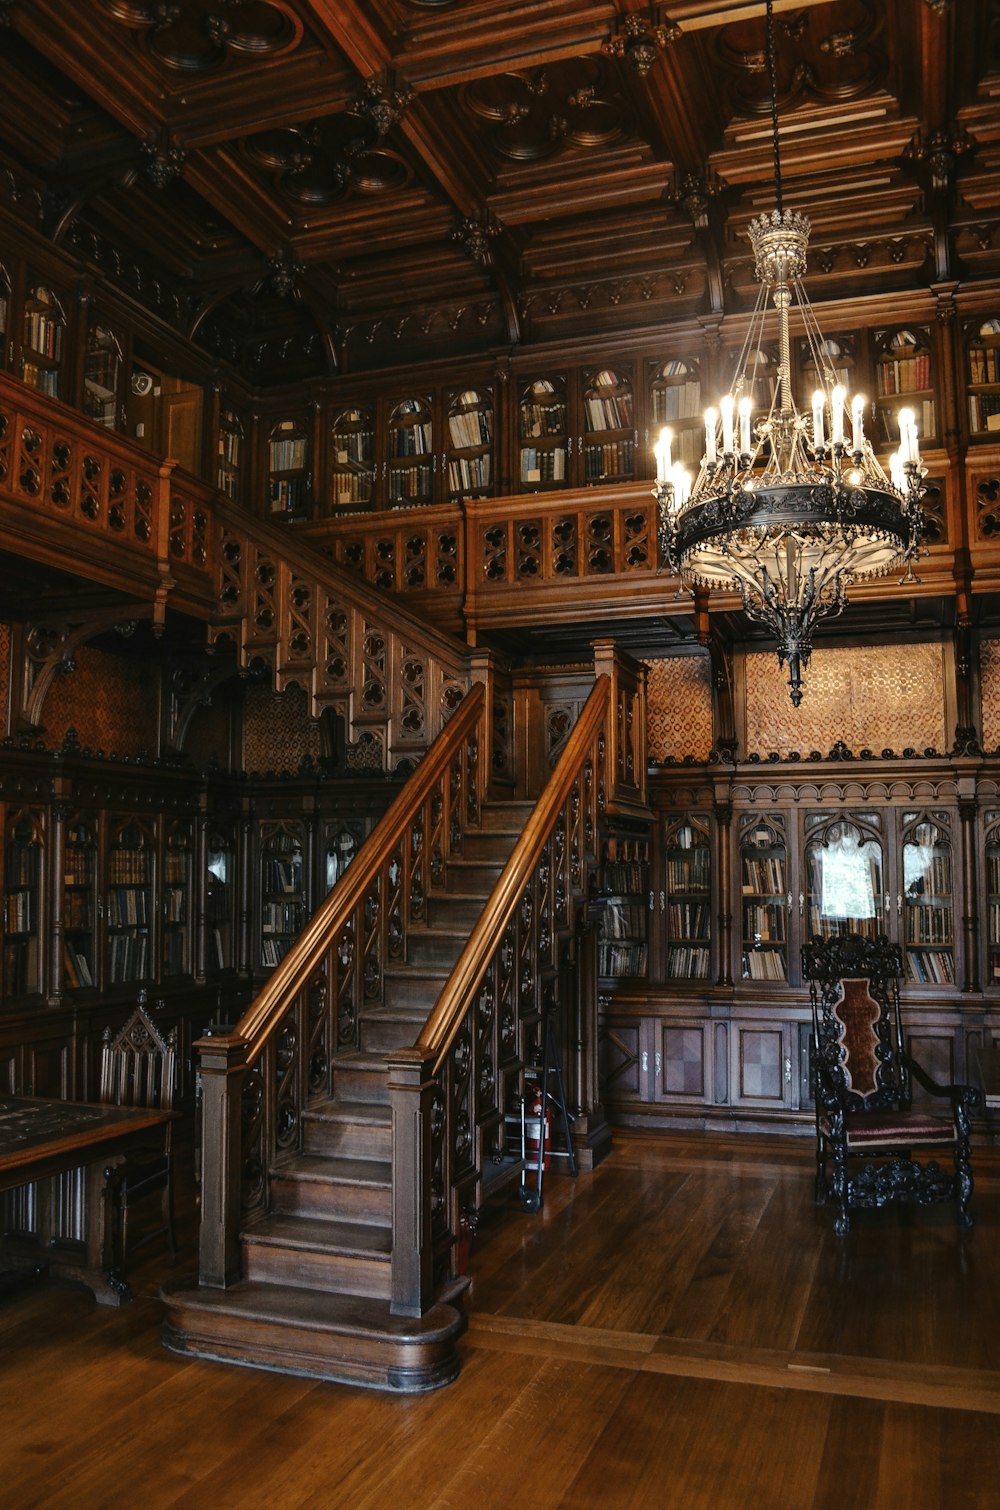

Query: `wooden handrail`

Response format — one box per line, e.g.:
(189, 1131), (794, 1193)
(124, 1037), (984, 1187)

(416, 674), (610, 1074)
(214, 681), (486, 1063)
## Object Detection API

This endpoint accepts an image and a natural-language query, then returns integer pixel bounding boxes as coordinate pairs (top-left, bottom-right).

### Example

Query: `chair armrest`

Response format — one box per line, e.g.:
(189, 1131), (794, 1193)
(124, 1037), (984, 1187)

(902, 1052), (981, 1113)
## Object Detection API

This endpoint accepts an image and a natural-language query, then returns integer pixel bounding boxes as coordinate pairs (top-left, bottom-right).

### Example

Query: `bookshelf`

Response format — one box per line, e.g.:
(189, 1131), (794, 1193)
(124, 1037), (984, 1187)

(217, 406), (244, 500)
(804, 814), (884, 943)
(83, 321), (123, 429)
(324, 825), (361, 894)
(388, 396), (433, 507)
(268, 417), (310, 518)
(20, 283), (66, 400)
(966, 317), (1000, 438)
(901, 813), (954, 986)
(3, 808), (43, 997)
(259, 820), (306, 968)
(107, 819), (154, 984)
(873, 326), (936, 449)
(162, 820), (192, 978)
(663, 816), (711, 981)
(582, 368), (635, 485)
(206, 830), (235, 972)
(596, 833), (649, 980)
(62, 816), (97, 991)
(648, 358), (702, 467)
(739, 814), (788, 984)
(519, 376), (569, 491)
(330, 406), (375, 510)
(446, 387), (493, 500)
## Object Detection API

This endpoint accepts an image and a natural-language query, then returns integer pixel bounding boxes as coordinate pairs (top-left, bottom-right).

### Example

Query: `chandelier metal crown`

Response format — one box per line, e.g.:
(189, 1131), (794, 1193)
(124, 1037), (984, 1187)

(654, 2), (926, 707)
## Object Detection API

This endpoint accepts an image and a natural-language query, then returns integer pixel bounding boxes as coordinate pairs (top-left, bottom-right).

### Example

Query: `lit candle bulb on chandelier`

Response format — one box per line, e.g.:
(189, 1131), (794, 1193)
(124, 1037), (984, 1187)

(851, 393), (865, 452)
(812, 390), (825, 449)
(654, 426), (673, 483)
(738, 396), (753, 456)
(671, 463), (692, 507)
(704, 406), (718, 464)
(830, 384), (846, 447)
(720, 395), (735, 455)
(888, 450), (905, 492)
(897, 407), (919, 467)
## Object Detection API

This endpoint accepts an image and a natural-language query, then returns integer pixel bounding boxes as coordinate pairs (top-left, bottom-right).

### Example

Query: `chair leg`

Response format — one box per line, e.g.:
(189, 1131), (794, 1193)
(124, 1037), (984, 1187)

(162, 1177), (176, 1255)
(954, 1139), (975, 1230)
(119, 1200), (129, 1267)
(831, 1143), (850, 1235)
(815, 1135), (828, 1205)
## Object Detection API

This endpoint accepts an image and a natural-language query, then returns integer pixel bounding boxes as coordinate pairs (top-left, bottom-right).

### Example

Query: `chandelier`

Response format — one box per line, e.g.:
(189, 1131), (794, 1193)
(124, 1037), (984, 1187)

(654, 0), (927, 707)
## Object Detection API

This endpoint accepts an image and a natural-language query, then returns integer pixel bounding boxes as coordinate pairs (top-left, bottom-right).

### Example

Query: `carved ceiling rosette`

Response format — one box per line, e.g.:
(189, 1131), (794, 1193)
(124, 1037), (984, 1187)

(715, 0), (886, 118)
(243, 113), (410, 206)
(97, 0), (302, 73)
(460, 57), (633, 164)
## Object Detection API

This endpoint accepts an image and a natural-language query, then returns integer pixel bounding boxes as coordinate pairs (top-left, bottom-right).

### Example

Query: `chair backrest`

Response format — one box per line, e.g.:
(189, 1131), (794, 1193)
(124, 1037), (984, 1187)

(100, 998), (177, 1113)
(802, 933), (908, 1110)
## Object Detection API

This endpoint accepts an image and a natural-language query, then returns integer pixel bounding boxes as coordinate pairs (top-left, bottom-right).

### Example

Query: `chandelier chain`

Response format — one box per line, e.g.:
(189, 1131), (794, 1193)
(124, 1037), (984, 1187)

(765, 0), (784, 215)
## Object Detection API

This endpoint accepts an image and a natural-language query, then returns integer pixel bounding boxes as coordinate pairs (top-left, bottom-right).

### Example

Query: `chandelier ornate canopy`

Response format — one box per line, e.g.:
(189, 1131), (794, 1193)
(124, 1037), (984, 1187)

(654, 0), (927, 707)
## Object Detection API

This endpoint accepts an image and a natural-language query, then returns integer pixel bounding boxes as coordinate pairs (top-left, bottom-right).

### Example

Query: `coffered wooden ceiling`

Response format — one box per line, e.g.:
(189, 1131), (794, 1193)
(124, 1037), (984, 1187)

(0, 0), (995, 384)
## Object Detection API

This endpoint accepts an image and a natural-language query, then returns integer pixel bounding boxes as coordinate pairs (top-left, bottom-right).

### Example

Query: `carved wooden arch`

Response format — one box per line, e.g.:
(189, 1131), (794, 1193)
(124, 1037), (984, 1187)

(16, 602), (155, 733)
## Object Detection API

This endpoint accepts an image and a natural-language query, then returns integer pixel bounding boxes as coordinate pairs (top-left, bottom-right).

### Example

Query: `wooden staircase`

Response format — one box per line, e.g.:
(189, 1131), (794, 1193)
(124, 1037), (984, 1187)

(162, 801), (530, 1392)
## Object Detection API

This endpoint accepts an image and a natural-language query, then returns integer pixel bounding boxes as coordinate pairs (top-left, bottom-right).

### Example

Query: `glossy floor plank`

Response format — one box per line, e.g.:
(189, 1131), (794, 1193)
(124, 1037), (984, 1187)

(2, 1128), (999, 1508)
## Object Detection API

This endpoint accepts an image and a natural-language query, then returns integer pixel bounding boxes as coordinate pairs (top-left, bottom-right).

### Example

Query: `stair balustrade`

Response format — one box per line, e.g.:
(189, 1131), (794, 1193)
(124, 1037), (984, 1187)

(196, 681), (487, 1289)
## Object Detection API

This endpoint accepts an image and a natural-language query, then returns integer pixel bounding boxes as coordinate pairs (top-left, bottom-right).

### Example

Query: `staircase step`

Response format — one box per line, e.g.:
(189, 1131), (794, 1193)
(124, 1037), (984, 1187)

(360, 1005), (429, 1053)
(161, 1280), (466, 1393)
(333, 1052), (390, 1105)
(303, 1101), (391, 1159)
(425, 892), (486, 929)
(406, 928), (468, 968)
(243, 1213), (391, 1297)
(460, 831), (520, 862)
(444, 857), (503, 893)
(480, 801), (533, 831)
(382, 965), (449, 1012)
(270, 1153), (392, 1223)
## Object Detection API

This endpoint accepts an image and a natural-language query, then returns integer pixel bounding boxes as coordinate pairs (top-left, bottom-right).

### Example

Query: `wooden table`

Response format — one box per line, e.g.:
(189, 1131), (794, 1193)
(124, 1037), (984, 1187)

(0, 1094), (171, 1305)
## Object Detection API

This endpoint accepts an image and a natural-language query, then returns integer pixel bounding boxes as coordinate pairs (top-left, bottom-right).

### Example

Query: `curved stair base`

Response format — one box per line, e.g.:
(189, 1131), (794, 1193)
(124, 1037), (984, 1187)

(161, 1281), (466, 1393)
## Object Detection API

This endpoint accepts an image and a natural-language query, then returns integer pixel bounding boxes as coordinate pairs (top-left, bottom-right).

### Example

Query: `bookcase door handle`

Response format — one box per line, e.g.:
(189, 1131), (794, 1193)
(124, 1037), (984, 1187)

(787, 891), (793, 912)
(641, 1051), (649, 1073)
(655, 1052), (662, 1078)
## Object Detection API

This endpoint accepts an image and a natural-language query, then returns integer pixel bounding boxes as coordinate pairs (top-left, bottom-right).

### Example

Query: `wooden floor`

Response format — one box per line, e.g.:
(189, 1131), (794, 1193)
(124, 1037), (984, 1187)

(2, 1128), (999, 1509)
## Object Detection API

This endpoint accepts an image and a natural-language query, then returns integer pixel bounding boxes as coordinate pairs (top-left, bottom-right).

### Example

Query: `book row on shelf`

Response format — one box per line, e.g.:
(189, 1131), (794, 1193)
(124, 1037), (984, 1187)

(665, 858), (710, 892)
(598, 901), (647, 940)
(4, 850), (37, 886)
(876, 352), (931, 395)
(668, 901), (710, 938)
(4, 938), (38, 995)
(270, 437), (307, 471)
(651, 381), (702, 422)
(109, 851), (150, 884)
(389, 465), (432, 501)
(448, 455), (491, 492)
(392, 422), (432, 457)
(210, 926), (229, 970)
(968, 393), (1000, 433)
(332, 478), (370, 506)
(968, 347), (1000, 384)
(163, 890), (186, 923)
(23, 310), (62, 359)
(108, 933), (149, 982)
(448, 408), (492, 449)
(905, 853), (951, 894)
(875, 398), (935, 444)
(63, 893), (91, 927)
(64, 851), (90, 883)
(22, 363), (59, 397)
(521, 447), (566, 484)
(262, 899), (304, 933)
(269, 478), (306, 512)
(62, 941), (94, 989)
(583, 440), (634, 480)
(598, 940), (648, 977)
(164, 853), (187, 883)
(742, 947), (787, 981)
(333, 432), (373, 463)
(520, 403), (566, 439)
(602, 859), (649, 893)
(107, 888), (149, 926)
(905, 903), (954, 945)
(808, 914), (882, 940)
(261, 937), (292, 966)
(218, 432), (241, 465)
(4, 893), (33, 932)
(665, 945), (710, 980)
(263, 859), (302, 894)
(741, 855), (786, 894)
(584, 394), (634, 430)
(905, 948), (955, 985)
(743, 902), (786, 941)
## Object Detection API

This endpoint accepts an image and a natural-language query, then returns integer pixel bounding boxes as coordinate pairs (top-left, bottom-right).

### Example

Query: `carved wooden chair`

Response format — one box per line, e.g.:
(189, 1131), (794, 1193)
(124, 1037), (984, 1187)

(803, 932), (978, 1236)
(99, 994), (177, 1263)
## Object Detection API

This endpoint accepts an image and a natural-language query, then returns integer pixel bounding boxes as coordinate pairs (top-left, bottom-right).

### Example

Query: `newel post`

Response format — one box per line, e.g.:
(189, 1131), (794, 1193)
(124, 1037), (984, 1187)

(197, 1034), (248, 1288)
(387, 1046), (436, 1318)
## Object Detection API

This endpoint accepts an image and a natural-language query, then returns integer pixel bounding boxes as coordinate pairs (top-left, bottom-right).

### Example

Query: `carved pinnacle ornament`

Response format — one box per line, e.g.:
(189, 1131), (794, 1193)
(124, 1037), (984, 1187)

(602, 8), (680, 78)
(353, 71), (413, 140)
(267, 249), (304, 298)
(662, 171), (722, 231)
(141, 133), (186, 189)
(906, 124), (971, 192)
(453, 212), (501, 268)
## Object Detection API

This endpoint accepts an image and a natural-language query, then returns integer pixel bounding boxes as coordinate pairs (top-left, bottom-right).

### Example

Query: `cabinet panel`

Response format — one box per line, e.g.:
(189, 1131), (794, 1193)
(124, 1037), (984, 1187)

(654, 1021), (708, 1101)
(731, 1023), (790, 1108)
(598, 1017), (644, 1104)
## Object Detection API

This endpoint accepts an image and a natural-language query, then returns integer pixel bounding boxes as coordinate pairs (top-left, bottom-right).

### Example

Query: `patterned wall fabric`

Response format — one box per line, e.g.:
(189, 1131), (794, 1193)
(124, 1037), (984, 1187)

(41, 645), (159, 754)
(0, 623), (9, 736)
(744, 642), (946, 756)
(645, 654), (714, 762)
(243, 683), (322, 773)
(981, 639), (1000, 750)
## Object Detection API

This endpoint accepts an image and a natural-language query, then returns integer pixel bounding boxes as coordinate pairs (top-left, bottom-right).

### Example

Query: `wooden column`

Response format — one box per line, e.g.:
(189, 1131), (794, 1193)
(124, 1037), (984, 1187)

(715, 800), (733, 988)
(569, 908), (612, 1171)
(959, 796), (979, 994)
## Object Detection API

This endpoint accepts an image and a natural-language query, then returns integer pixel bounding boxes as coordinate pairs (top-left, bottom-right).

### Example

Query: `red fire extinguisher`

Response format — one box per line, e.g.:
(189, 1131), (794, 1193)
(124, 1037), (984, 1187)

(525, 1084), (550, 1183)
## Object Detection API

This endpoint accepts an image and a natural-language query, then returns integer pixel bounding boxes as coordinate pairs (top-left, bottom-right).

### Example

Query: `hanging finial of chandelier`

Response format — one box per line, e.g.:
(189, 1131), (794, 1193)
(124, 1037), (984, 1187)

(653, 0), (927, 707)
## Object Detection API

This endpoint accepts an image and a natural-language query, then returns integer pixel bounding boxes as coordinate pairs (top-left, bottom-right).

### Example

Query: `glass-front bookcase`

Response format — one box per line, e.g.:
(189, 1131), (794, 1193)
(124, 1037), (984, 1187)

(107, 817), (154, 984)
(3, 807), (43, 997)
(901, 811), (954, 986)
(739, 813), (788, 984)
(63, 815), (97, 990)
(259, 820), (306, 968)
(804, 814), (884, 942)
(663, 816), (711, 980)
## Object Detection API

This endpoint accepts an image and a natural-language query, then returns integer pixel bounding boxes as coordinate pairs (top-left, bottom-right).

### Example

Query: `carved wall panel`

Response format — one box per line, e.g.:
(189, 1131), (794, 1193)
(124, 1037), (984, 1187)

(243, 683), (321, 773)
(645, 654), (713, 763)
(744, 643), (946, 757)
(40, 645), (158, 755)
(980, 638), (1000, 750)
